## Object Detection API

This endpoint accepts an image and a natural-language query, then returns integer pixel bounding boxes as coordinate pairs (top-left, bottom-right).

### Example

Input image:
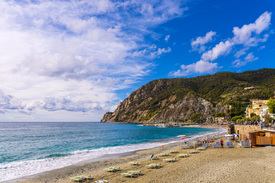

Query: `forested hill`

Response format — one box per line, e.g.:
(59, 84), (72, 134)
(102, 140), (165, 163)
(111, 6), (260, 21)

(101, 68), (275, 123)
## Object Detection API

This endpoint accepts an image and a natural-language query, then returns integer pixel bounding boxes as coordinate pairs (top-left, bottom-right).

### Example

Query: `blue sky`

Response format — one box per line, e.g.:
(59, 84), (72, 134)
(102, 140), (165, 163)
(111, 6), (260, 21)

(0, 0), (274, 122)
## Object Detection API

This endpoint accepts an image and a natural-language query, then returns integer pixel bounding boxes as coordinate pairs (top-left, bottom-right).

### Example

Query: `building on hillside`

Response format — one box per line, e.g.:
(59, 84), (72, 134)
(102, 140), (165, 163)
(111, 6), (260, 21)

(245, 99), (269, 118)
(244, 86), (255, 90)
(259, 105), (269, 121)
(213, 117), (225, 124)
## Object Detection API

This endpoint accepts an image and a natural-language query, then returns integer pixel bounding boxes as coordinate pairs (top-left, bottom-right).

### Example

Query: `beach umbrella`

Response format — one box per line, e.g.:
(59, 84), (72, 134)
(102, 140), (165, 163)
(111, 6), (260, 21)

(180, 137), (187, 140)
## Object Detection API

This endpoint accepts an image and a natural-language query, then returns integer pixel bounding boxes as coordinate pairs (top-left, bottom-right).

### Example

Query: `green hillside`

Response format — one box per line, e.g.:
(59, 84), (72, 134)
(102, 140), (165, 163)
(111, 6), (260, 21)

(101, 68), (275, 123)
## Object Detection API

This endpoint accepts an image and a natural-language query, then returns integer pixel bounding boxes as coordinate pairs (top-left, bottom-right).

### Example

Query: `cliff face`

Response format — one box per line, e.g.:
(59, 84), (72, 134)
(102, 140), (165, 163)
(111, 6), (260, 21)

(101, 68), (275, 123)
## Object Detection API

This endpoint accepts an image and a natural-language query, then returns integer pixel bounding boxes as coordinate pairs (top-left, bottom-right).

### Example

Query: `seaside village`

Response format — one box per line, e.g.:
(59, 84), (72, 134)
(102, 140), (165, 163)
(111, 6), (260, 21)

(70, 97), (275, 183)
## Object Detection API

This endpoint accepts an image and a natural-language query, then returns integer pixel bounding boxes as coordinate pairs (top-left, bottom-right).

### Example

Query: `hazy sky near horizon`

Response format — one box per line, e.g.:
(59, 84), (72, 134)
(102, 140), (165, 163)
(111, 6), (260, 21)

(0, 0), (274, 122)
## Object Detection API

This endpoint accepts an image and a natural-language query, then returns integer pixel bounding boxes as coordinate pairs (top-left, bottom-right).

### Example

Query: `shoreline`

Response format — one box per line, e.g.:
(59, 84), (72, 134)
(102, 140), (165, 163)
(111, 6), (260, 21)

(9, 128), (225, 183)
(12, 141), (183, 183)
(5, 127), (225, 183)
(17, 133), (275, 183)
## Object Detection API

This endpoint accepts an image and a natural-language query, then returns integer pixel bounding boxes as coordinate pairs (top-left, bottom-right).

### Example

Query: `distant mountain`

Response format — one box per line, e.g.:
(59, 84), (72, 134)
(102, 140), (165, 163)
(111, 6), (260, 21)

(101, 68), (275, 123)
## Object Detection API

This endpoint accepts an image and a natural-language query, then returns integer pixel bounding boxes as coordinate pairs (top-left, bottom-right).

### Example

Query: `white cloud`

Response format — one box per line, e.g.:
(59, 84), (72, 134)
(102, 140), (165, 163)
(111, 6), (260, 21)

(233, 52), (258, 67)
(132, 45), (171, 58)
(165, 35), (170, 41)
(150, 47), (172, 58)
(234, 48), (249, 58)
(191, 31), (216, 52)
(201, 40), (233, 61)
(170, 60), (218, 77)
(232, 11), (271, 46)
(0, 0), (187, 121)
(171, 11), (271, 76)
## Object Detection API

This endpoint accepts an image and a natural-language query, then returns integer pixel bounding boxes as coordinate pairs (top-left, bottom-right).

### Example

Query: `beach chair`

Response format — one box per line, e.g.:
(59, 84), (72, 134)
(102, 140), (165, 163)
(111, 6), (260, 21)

(146, 163), (161, 169)
(70, 175), (93, 182)
(177, 153), (189, 158)
(169, 150), (179, 154)
(181, 145), (189, 149)
(196, 146), (206, 150)
(121, 172), (137, 178)
(163, 158), (176, 162)
(159, 153), (169, 156)
(240, 141), (250, 148)
(95, 179), (109, 183)
(188, 150), (199, 154)
(70, 176), (83, 182)
(128, 170), (142, 175)
(181, 144), (193, 149)
(226, 141), (235, 148)
(213, 142), (221, 148)
(103, 166), (120, 172)
(129, 161), (139, 165)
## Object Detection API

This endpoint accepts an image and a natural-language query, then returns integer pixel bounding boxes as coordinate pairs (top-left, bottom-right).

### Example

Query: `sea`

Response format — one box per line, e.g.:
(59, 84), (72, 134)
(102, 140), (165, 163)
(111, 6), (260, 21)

(0, 122), (225, 182)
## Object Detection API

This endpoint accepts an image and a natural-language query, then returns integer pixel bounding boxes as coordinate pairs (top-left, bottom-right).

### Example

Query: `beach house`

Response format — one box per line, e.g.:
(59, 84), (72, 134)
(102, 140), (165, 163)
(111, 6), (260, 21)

(245, 99), (269, 118)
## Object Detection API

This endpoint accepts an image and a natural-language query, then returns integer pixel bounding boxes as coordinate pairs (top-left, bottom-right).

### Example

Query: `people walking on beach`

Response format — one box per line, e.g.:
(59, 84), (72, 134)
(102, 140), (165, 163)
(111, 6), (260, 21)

(220, 139), (223, 148)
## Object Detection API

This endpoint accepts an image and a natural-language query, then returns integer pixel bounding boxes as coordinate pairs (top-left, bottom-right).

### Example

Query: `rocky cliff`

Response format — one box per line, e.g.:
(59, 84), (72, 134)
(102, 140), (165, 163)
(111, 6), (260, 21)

(101, 68), (275, 123)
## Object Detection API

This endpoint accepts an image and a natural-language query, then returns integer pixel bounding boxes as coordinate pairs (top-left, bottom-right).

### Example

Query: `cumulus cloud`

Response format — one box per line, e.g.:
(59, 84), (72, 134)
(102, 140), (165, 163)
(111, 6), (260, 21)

(232, 12), (271, 46)
(170, 60), (218, 77)
(0, 0), (188, 121)
(170, 11), (271, 77)
(165, 35), (170, 41)
(191, 31), (216, 52)
(0, 90), (26, 112)
(201, 40), (233, 61)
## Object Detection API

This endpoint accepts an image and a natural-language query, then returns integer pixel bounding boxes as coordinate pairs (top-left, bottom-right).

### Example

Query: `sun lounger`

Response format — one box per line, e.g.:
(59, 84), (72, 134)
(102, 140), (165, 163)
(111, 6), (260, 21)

(70, 175), (93, 182)
(121, 172), (137, 178)
(128, 170), (142, 175)
(181, 144), (194, 149)
(70, 176), (83, 182)
(159, 153), (169, 156)
(169, 150), (178, 154)
(163, 158), (176, 162)
(188, 150), (199, 154)
(213, 142), (221, 148)
(177, 153), (189, 158)
(129, 161), (139, 165)
(103, 166), (120, 172)
(95, 179), (109, 183)
(196, 146), (206, 150)
(226, 141), (235, 148)
(240, 141), (250, 148)
(146, 163), (161, 169)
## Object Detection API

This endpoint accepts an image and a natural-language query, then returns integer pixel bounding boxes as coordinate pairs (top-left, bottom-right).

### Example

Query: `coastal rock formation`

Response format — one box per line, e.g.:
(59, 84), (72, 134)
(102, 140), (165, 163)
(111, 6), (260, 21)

(101, 68), (275, 123)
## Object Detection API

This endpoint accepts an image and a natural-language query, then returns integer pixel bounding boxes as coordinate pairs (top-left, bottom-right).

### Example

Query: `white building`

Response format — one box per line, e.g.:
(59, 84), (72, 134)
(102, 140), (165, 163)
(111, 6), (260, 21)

(259, 105), (275, 121)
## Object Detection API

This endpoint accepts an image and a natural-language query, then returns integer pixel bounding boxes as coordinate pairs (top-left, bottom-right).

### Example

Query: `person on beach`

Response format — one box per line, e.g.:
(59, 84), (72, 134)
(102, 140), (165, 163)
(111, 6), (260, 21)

(220, 139), (223, 148)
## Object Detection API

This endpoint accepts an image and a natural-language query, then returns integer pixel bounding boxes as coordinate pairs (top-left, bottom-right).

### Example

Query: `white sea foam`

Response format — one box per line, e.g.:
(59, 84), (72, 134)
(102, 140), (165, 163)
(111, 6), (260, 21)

(177, 135), (186, 137)
(0, 128), (226, 182)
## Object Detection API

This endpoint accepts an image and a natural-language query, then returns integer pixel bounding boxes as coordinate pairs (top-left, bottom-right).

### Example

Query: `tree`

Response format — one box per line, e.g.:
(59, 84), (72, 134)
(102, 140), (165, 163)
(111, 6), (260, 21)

(264, 113), (270, 123)
(250, 113), (256, 118)
(267, 98), (275, 114)
(231, 115), (243, 122)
